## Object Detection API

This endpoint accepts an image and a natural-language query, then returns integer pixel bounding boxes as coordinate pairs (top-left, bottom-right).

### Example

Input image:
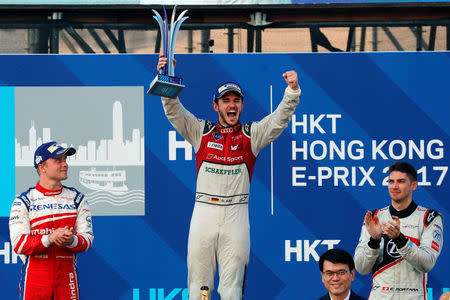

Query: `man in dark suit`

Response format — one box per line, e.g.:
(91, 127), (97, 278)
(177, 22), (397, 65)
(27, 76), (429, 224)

(318, 249), (366, 300)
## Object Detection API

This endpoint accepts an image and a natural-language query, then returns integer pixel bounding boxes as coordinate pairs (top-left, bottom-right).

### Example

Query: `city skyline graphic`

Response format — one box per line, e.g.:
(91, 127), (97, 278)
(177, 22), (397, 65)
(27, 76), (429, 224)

(15, 100), (144, 167)
(14, 86), (145, 216)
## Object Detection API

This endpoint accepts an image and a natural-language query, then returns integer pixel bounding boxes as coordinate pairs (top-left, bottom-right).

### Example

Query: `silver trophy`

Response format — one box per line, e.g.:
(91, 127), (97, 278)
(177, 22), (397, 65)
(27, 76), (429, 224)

(147, 6), (188, 98)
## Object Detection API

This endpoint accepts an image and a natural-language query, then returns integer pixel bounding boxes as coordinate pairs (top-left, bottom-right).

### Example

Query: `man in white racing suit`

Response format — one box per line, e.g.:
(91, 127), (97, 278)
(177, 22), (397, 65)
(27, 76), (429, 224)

(354, 161), (443, 300)
(157, 55), (301, 300)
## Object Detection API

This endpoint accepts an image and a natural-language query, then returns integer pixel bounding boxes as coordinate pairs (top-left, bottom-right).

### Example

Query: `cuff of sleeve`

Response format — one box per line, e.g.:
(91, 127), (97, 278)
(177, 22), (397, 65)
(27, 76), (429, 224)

(286, 86), (301, 95)
(42, 235), (51, 248)
(392, 233), (408, 249)
(161, 96), (178, 101)
(66, 235), (78, 248)
(368, 237), (381, 249)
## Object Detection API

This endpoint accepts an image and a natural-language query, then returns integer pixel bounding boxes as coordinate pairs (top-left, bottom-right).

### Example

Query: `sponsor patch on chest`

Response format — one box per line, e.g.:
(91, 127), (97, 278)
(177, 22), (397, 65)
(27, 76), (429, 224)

(212, 132), (223, 141)
(207, 141), (223, 150)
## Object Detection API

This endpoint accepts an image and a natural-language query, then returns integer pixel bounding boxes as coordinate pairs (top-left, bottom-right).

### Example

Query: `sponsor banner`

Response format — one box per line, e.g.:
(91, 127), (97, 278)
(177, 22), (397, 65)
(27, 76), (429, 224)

(0, 53), (448, 299)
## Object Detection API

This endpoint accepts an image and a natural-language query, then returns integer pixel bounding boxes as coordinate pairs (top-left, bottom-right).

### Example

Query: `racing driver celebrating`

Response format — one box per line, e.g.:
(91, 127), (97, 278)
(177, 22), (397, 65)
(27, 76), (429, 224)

(157, 55), (301, 300)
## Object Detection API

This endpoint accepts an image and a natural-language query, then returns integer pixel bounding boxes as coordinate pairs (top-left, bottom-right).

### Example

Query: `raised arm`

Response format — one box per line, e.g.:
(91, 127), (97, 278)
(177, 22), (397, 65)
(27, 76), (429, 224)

(158, 54), (204, 151)
(250, 71), (301, 155)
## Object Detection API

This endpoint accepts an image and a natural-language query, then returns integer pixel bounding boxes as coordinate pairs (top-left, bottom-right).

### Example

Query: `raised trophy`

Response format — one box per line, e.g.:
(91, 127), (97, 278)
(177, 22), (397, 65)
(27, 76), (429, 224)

(147, 6), (188, 98)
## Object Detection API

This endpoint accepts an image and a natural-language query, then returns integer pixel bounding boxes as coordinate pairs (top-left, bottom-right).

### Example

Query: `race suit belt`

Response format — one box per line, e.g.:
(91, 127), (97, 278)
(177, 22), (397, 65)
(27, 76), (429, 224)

(195, 193), (249, 206)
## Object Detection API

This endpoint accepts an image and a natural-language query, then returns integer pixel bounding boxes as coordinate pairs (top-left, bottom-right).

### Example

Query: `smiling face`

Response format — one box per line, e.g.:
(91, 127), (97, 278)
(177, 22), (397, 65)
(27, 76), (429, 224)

(388, 170), (417, 205)
(213, 91), (244, 127)
(38, 155), (69, 186)
(321, 261), (354, 298)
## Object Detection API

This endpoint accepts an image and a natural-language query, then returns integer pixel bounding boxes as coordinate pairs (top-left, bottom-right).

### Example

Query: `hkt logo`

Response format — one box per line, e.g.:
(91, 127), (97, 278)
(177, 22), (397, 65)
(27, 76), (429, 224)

(285, 239), (340, 262)
(133, 288), (188, 300)
(0, 242), (19, 264)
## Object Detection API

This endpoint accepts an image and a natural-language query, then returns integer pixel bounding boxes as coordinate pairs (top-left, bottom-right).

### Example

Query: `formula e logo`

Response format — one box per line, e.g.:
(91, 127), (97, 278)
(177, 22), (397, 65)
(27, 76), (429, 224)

(386, 240), (401, 258)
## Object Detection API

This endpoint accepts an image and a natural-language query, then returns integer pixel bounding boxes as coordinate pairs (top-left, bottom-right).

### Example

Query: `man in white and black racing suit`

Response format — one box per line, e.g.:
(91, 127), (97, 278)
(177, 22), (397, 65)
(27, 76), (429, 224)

(354, 161), (443, 300)
(157, 55), (301, 300)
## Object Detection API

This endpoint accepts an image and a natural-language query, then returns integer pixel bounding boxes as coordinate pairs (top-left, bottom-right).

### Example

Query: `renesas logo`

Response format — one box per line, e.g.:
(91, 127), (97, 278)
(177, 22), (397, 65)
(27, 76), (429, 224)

(30, 203), (76, 211)
(285, 239), (340, 262)
(132, 288), (188, 300)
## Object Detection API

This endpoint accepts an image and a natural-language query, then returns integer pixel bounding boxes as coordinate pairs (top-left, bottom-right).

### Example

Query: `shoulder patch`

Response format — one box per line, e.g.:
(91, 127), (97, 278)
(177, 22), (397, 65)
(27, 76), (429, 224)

(63, 186), (85, 208)
(203, 121), (215, 135)
(424, 209), (441, 227)
(243, 122), (252, 137)
(17, 188), (34, 210)
(74, 193), (85, 208)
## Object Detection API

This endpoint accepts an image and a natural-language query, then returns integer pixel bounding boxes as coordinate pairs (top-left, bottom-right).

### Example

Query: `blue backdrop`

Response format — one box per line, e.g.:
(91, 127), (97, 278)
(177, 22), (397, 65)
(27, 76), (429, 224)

(0, 52), (448, 299)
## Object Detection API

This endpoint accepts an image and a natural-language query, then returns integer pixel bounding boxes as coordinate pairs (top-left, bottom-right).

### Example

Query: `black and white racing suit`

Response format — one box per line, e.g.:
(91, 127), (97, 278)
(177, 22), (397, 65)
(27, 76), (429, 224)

(161, 86), (300, 300)
(354, 201), (443, 300)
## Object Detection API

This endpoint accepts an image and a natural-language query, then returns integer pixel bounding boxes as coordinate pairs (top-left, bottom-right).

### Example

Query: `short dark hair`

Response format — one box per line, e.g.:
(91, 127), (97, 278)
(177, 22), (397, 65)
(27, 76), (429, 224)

(388, 161), (417, 182)
(319, 248), (355, 272)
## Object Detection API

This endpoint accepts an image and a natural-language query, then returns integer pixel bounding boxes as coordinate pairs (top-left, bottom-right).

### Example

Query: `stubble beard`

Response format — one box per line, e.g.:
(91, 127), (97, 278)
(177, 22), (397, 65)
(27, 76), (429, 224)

(219, 110), (239, 127)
